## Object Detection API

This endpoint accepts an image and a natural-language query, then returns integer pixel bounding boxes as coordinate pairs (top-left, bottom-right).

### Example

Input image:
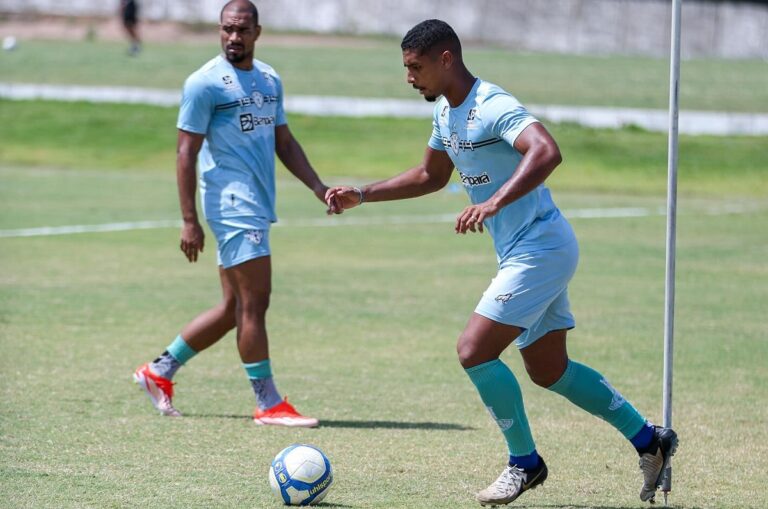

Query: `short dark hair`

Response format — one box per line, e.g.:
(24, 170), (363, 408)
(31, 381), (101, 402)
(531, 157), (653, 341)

(401, 19), (461, 57)
(220, 0), (259, 26)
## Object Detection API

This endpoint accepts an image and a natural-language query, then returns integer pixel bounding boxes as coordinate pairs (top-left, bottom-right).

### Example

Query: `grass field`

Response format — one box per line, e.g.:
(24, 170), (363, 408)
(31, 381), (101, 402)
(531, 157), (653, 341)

(1, 94), (767, 508)
(1, 169), (767, 508)
(1, 38), (767, 112)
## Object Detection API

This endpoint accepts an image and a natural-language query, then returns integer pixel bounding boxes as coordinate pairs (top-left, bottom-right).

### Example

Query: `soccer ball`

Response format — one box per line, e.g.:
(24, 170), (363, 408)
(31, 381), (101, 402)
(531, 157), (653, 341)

(269, 444), (333, 506)
(3, 36), (17, 51)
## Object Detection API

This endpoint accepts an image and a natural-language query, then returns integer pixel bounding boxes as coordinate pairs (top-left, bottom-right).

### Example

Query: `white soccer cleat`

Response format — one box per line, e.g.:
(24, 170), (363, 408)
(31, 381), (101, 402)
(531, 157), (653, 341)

(133, 363), (182, 417)
(476, 459), (548, 506)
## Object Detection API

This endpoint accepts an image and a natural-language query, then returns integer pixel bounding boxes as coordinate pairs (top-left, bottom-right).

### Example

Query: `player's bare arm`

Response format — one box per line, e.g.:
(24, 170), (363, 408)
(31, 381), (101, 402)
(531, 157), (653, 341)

(325, 147), (454, 212)
(275, 124), (337, 212)
(455, 123), (562, 234)
(176, 129), (206, 262)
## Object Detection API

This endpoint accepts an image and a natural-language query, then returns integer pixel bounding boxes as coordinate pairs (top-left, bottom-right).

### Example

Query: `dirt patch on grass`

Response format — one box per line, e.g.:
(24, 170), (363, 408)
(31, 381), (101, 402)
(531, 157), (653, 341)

(0, 14), (389, 48)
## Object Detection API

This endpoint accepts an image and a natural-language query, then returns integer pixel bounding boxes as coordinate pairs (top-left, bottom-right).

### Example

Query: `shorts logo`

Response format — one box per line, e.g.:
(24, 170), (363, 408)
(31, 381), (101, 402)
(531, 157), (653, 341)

(487, 406), (514, 431)
(245, 230), (264, 245)
(460, 171), (491, 187)
(495, 293), (513, 304)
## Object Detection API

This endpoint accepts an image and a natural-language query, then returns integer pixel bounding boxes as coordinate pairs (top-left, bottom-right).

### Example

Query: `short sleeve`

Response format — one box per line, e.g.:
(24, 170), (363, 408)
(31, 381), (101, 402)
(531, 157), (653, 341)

(274, 74), (287, 127)
(177, 74), (213, 134)
(427, 106), (446, 151)
(481, 93), (539, 147)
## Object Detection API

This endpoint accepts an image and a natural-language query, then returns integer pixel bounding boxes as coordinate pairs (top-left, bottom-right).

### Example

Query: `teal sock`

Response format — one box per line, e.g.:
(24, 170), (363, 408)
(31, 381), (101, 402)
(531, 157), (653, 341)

(243, 360), (282, 410)
(167, 335), (198, 365)
(465, 359), (536, 456)
(547, 360), (646, 440)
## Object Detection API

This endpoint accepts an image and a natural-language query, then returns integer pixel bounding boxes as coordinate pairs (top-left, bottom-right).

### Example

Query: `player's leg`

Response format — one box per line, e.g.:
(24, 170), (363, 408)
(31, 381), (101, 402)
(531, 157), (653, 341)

(458, 315), (548, 506)
(522, 304), (677, 503)
(221, 229), (318, 427)
(469, 242), (581, 505)
(133, 267), (236, 416)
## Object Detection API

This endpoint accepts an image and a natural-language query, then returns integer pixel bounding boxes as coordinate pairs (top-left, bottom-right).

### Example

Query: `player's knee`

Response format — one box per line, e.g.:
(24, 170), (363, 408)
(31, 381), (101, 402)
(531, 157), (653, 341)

(239, 290), (270, 317)
(456, 334), (486, 369)
(525, 363), (566, 388)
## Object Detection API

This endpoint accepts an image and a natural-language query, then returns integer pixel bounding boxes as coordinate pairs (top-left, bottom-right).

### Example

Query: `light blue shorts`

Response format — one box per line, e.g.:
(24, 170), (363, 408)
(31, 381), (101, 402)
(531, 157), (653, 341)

(208, 219), (271, 269)
(474, 239), (579, 349)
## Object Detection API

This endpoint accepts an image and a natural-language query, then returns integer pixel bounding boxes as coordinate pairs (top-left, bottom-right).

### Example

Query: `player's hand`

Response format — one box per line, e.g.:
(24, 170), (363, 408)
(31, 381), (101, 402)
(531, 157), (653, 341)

(455, 202), (498, 234)
(325, 186), (364, 214)
(180, 220), (205, 262)
(314, 184), (343, 215)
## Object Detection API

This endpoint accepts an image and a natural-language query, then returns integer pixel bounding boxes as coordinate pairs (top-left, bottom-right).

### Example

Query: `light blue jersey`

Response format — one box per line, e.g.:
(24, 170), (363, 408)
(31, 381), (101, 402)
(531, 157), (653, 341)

(177, 55), (287, 229)
(428, 79), (575, 264)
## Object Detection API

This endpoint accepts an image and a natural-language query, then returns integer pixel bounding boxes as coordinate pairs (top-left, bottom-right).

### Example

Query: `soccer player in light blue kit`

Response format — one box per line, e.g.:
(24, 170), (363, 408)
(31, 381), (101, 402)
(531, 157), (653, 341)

(326, 19), (678, 505)
(134, 0), (335, 427)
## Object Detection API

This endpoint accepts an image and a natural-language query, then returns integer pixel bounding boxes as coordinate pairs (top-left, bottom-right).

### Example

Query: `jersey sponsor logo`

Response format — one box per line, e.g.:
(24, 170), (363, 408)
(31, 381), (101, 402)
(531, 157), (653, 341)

(222, 75), (238, 90)
(486, 406), (514, 431)
(239, 113), (275, 132)
(494, 292), (513, 304)
(460, 171), (492, 188)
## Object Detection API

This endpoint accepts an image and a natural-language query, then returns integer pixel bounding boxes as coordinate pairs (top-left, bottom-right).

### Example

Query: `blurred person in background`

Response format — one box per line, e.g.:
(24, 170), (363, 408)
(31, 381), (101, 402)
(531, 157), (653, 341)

(120, 0), (141, 55)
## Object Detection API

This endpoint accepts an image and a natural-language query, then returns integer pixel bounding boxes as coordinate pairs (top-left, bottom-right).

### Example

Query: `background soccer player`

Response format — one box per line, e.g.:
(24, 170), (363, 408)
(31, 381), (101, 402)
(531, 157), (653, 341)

(119, 0), (141, 56)
(326, 19), (678, 505)
(133, 0), (336, 428)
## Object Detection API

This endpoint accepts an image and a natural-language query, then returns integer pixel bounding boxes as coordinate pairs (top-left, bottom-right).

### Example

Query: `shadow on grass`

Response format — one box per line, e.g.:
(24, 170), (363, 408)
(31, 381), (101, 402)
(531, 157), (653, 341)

(527, 505), (703, 509)
(318, 419), (474, 430)
(183, 414), (474, 430)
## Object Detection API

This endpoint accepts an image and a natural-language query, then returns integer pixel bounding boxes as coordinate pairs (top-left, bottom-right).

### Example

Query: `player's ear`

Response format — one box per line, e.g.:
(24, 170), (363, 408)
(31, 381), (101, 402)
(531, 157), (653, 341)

(254, 24), (262, 40)
(440, 50), (454, 69)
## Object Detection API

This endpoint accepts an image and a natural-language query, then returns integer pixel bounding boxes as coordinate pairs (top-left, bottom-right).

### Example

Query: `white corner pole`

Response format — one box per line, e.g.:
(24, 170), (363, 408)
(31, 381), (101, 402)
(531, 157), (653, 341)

(662, 0), (682, 502)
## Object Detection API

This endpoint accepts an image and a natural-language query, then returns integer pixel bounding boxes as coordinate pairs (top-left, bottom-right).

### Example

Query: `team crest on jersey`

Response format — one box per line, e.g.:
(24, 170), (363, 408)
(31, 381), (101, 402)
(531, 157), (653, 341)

(450, 132), (460, 155)
(251, 91), (264, 108)
(262, 72), (275, 86)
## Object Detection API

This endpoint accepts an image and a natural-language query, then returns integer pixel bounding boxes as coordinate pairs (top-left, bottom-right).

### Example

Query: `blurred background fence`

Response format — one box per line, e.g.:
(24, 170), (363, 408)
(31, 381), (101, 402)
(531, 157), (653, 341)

(1, 0), (766, 58)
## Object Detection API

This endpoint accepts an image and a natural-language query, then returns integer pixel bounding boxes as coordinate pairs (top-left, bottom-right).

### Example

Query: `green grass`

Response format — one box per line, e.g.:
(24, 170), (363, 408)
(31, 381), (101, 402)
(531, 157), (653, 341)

(1, 165), (767, 508)
(1, 38), (767, 112)
(1, 99), (766, 198)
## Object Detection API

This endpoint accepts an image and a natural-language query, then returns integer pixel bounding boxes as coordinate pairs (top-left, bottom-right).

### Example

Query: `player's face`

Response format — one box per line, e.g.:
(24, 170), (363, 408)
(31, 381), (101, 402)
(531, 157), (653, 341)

(402, 49), (445, 102)
(220, 10), (261, 67)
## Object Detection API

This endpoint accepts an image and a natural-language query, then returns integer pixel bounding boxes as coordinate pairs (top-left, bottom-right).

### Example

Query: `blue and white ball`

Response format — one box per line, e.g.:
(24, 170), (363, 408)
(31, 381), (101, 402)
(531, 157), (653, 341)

(269, 444), (333, 506)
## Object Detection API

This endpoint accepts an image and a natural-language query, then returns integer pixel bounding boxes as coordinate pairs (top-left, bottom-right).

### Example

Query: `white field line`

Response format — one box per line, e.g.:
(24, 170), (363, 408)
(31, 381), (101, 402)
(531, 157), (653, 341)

(0, 204), (760, 239)
(2, 83), (768, 136)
